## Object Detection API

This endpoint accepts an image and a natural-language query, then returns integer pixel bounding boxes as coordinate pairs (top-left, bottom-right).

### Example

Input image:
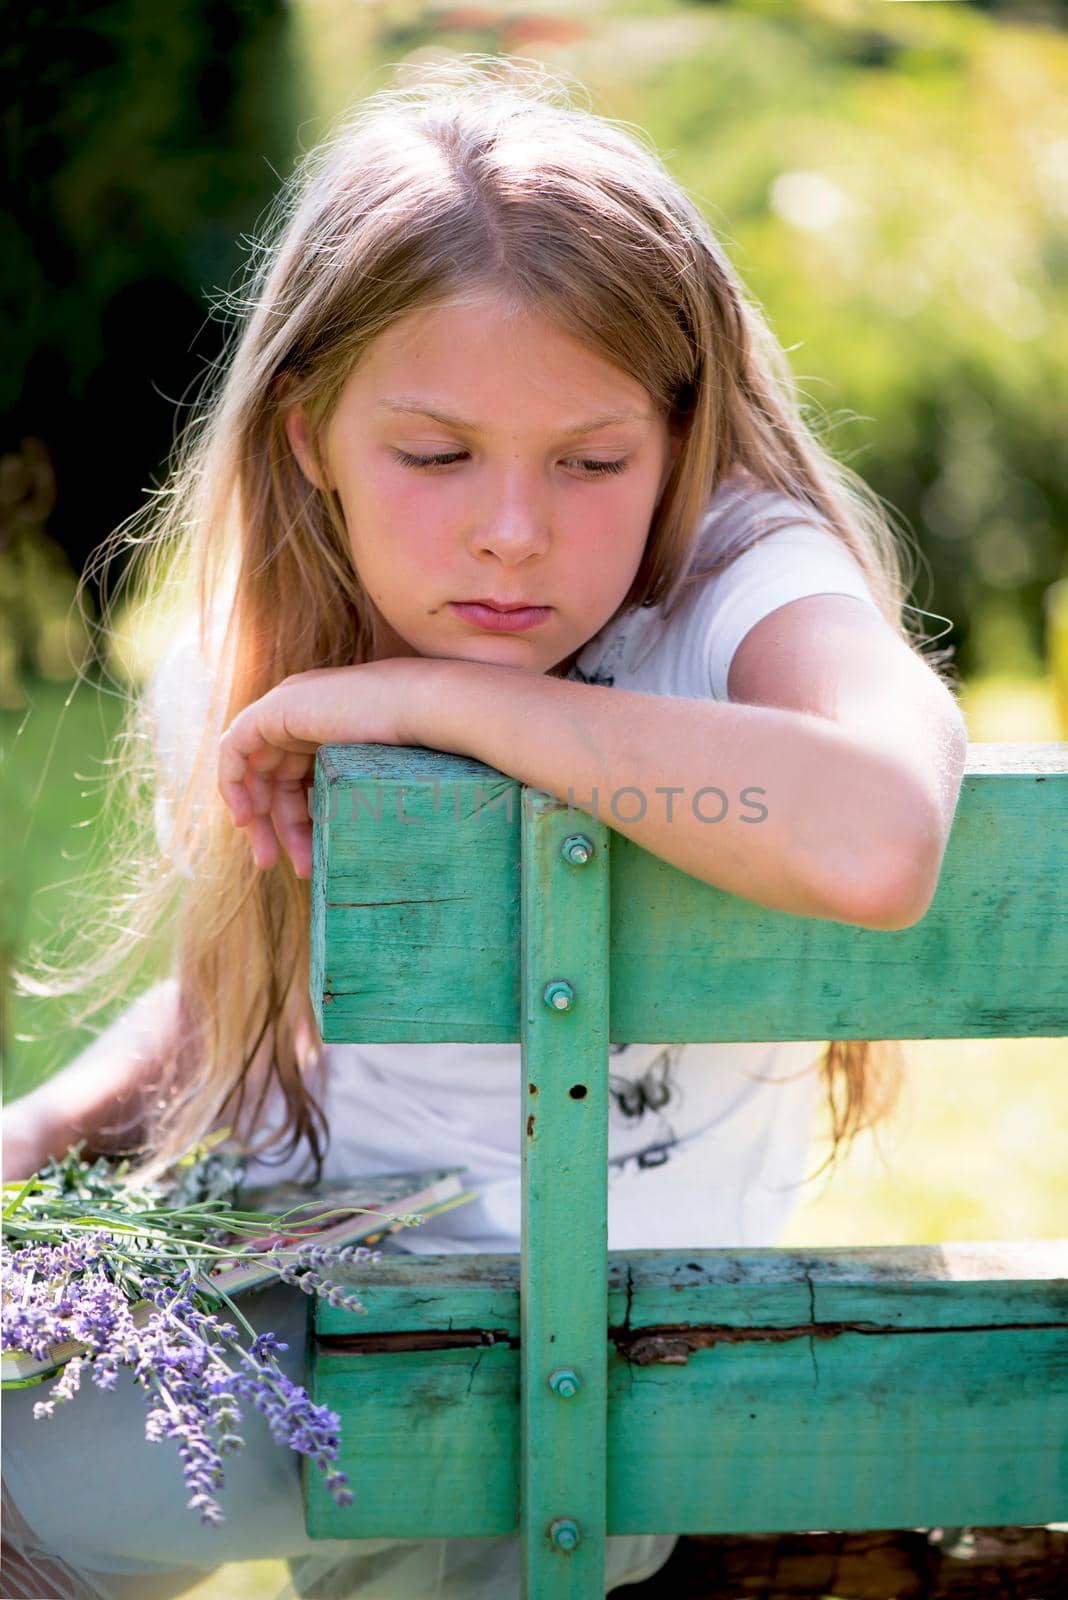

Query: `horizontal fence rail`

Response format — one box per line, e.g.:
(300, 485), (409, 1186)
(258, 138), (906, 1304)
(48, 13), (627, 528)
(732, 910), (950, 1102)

(309, 742), (1068, 1044)
(305, 1243), (1068, 1540)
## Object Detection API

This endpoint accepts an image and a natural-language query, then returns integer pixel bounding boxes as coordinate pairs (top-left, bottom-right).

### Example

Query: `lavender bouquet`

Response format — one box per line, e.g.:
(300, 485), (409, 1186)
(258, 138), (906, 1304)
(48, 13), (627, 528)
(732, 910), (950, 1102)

(0, 1135), (386, 1526)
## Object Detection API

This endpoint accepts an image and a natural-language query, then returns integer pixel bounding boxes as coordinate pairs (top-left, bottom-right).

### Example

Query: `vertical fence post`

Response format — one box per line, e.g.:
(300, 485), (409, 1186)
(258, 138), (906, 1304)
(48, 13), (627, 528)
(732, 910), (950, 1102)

(520, 793), (611, 1598)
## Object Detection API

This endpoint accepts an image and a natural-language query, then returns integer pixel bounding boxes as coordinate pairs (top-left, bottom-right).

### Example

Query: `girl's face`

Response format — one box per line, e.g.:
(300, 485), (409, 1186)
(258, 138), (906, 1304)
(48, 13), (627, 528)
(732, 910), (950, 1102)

(285, 290), (681, 675)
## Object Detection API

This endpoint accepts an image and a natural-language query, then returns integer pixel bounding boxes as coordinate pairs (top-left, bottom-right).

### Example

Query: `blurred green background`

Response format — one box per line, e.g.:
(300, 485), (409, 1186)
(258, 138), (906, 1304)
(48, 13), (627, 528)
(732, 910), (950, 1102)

(2, 3), (1067, 1592)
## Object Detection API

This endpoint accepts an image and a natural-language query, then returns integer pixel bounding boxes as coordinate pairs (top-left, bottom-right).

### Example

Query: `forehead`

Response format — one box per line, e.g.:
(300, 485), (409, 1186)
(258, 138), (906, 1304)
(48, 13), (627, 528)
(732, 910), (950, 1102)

(336, 291), (658, 424)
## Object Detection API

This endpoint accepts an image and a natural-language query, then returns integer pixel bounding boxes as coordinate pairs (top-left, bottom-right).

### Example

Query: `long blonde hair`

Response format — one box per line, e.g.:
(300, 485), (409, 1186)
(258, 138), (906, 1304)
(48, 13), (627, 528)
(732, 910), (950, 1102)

(20, 56), (952, 1189)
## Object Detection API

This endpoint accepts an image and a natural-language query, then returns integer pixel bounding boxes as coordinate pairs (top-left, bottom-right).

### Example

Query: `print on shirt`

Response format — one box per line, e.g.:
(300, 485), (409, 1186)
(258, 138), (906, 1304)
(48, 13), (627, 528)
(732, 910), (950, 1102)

(608, 1044), (685, 1173)
(569, 661), (614, 688)
(570, 619), (637, 689)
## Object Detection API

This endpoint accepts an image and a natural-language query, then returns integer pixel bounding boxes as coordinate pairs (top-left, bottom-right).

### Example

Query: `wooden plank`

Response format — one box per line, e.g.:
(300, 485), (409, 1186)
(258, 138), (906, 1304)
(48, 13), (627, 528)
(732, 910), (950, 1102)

(309, 744), (520, 1042)
(963, 742), (1067, 773)
(314, 1253), (521, 1338)
(306, 1330), (1067, 1538)
(610, 1242), (1068, 1332)
(608, 746), (1068, 1042)
(313, 1242), (1068, 1340)
(303, 1345), (518, 1539)
(520, 790), (611, 1596)
(310, 744), (1068, 1044)
(305, 1243), (1068, 1538)
(605, 1326), (1067, 1534)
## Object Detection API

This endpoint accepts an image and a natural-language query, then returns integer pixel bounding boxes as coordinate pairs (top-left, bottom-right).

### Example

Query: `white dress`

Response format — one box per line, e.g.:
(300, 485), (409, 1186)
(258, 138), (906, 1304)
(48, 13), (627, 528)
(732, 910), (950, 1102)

(1, 474), (883, 1598)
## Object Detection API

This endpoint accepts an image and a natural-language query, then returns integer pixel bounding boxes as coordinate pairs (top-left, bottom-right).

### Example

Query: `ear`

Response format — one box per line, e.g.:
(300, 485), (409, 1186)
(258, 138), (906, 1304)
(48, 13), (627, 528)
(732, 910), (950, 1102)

(283, 404), (333, 492)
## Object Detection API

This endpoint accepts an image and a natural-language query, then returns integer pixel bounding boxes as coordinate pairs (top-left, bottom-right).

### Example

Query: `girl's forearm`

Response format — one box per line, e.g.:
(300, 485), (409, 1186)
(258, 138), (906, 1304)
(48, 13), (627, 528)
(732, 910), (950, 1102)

(17, 978), (182, 1161)
(413, 662), (943, 929)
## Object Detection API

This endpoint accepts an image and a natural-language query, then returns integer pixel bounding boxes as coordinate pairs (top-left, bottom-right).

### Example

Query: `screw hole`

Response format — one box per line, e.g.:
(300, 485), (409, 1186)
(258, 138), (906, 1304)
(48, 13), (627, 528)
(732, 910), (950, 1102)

(569, 1084), (587, 1100)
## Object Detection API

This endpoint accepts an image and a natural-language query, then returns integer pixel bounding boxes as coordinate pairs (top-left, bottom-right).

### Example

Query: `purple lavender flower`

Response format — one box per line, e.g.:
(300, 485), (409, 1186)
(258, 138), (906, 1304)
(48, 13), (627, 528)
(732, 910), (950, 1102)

(264, 1241), (371, 1313)
(2, 1219), (372, 1525)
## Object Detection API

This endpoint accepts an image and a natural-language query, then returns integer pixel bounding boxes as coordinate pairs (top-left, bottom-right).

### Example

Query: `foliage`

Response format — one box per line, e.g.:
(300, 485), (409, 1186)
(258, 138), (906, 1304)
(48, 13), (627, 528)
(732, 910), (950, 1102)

(2, 0), (306, 694)
(6, 0), (1065, 692)
(298, 0), (1068, 677)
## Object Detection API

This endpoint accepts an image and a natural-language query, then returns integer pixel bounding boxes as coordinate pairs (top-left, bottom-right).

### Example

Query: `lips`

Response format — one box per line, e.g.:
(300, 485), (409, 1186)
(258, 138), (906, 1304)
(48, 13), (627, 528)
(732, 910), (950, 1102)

(457, 599), (543, 611)
(448, 601), (552, 633)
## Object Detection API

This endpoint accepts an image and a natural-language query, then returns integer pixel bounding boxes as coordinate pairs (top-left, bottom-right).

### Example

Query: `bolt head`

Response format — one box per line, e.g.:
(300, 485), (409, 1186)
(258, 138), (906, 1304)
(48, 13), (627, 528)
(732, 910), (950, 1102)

(549, 1518), (581, 1551)
(561, 833), (594, 866)
(543, 980), (574, 1012)
(548, 1367), (581, 1398)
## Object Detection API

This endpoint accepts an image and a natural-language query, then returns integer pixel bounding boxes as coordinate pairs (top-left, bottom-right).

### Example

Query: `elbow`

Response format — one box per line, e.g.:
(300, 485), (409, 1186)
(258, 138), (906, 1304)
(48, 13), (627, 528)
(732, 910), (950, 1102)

(830, 826), (946, 932)
(845, 876), (938, 932)
(823, 721), (965, 933)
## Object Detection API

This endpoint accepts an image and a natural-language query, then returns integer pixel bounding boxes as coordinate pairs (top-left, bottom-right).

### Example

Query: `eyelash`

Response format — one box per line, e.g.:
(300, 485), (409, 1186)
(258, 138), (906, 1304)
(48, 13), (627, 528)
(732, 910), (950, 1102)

(391, 449), (629, 478)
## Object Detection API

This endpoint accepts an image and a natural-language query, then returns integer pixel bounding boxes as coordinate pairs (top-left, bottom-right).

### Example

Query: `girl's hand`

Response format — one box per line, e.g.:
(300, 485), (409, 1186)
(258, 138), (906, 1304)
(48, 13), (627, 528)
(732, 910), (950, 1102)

(3, 1089), (62, 1183)
(217, 659), (434, 880)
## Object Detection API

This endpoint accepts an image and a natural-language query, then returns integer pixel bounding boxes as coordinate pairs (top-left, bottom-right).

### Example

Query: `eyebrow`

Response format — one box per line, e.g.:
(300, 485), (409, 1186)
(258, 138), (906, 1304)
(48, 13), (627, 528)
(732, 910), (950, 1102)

(374, 398), (654, 437)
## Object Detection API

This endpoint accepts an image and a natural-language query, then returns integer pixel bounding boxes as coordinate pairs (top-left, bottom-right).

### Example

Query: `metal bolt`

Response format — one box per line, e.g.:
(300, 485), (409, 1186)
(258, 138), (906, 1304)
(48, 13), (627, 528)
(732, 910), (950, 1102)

(543, 980), (575, 1012)
(549, 1518), (581, 1552)
(548, 1367), (581, 1399)
(561, 834), (594, 866)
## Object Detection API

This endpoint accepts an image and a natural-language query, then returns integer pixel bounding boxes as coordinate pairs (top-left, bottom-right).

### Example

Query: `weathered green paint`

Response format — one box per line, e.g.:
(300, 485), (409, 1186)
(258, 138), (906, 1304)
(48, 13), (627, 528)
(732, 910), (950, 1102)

(604, 1328), (1066, 1535)
(519, 790), (612, 1596)
(304, 739), (1068, 1580)
(306, 1243), (1068, 1538)
(310, 744), (521, 1042)
(304, 1343), (518, 1539)
(310, 743), (1068, 1043)
(312, 1242), (1068, 1343)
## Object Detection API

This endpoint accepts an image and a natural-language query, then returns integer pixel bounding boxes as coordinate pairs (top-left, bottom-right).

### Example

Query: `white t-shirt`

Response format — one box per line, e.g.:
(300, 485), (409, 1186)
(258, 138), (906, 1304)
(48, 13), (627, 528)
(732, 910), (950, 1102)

(147, 474), (883, 1253)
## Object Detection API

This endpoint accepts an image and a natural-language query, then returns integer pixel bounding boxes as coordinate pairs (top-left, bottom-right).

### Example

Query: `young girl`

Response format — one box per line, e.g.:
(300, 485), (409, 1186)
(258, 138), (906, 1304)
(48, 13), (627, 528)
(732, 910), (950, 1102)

(2, 55), (968, 1600)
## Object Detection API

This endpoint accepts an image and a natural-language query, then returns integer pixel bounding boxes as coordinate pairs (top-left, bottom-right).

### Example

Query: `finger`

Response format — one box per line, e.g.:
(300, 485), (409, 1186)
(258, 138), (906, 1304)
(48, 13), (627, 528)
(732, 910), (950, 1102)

(219, 706), (317, 818)
(235, 749), (313, 827)
(272, 781), (314, 879)
(270, 748), (316, 782)
(246, 760), (275, 817)
(220, 746), (276, 824)
(218, 702), (284, 812)
(245, 812), (280, 871)
(219, 728), (256, 820)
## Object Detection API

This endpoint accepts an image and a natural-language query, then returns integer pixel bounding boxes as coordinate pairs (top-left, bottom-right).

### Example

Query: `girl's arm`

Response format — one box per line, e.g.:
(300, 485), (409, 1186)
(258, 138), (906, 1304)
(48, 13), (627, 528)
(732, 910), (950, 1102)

(218, 603), (967, 931)
(4, 976), (309, 1182)
(417, 659), (954, 931)
(3, 979), (182, 1180)
(402, 598), (967, 933)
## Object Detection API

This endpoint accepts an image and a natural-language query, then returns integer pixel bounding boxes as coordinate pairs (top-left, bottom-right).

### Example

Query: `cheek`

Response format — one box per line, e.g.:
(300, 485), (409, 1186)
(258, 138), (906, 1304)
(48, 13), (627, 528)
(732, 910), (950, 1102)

(570, 494), (651, 579)
(341, 463), (450, 570)
(375, 460), (468, 538)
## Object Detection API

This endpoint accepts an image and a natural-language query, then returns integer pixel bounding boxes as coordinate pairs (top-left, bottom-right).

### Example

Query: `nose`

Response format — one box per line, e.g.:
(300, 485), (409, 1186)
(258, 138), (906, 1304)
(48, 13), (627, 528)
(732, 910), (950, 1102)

(468, 465), (552, 565)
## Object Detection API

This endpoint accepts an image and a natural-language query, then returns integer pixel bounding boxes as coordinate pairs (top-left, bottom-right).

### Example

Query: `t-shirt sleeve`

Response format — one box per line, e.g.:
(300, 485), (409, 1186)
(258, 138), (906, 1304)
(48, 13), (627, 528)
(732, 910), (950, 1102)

(695, 524), (883, 701)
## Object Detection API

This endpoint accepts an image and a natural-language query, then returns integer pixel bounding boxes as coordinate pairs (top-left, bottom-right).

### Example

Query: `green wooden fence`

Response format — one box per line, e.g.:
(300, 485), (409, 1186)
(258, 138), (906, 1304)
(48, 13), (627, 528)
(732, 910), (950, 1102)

(303, 740), (1068, 1597)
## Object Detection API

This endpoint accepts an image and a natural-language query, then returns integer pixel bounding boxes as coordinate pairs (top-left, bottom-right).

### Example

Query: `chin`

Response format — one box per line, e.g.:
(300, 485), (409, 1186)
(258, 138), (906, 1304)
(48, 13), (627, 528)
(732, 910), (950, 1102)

(455, 641), (548, 669)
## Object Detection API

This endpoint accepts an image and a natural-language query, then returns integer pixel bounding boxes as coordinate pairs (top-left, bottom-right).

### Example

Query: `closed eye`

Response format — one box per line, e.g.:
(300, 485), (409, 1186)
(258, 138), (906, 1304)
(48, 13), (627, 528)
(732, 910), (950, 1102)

(391, 449), (629, 478)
